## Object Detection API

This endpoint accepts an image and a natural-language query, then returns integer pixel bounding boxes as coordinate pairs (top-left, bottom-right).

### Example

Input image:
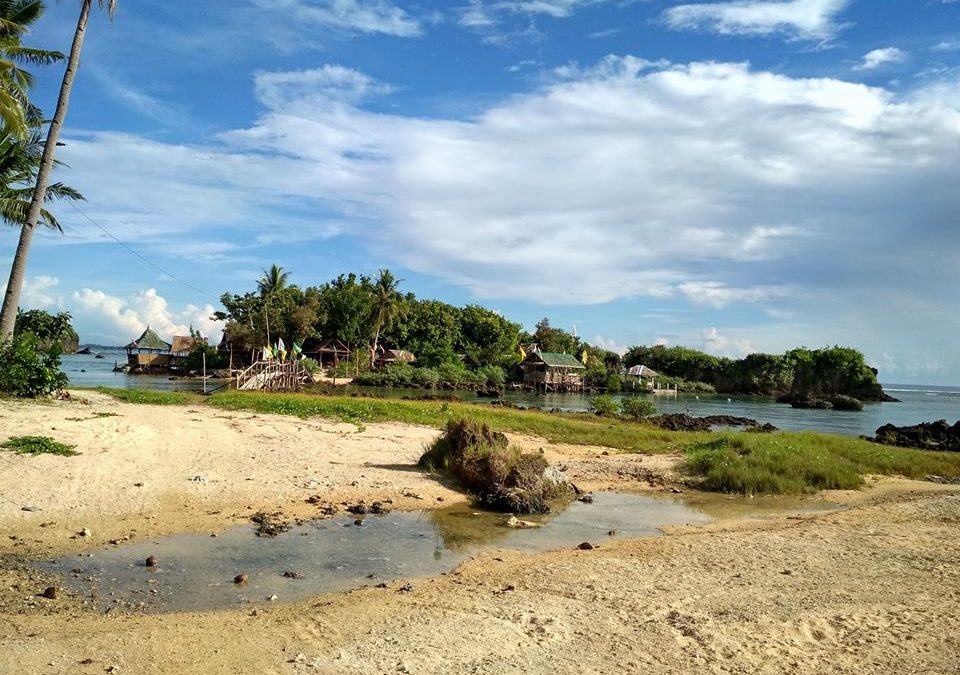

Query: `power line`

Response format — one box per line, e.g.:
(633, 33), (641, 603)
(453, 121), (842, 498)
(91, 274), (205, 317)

(67, 201), (214, 301)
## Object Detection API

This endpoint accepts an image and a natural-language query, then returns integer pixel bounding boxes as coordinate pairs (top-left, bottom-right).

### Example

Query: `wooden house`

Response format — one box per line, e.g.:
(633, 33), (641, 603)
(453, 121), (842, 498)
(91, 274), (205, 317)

(171, 335), (205, 358)
(521, 351), (585, 393)
(302, 337), (352, 368)
(125, 326), (173, 372)
(376, 348), (416, 369)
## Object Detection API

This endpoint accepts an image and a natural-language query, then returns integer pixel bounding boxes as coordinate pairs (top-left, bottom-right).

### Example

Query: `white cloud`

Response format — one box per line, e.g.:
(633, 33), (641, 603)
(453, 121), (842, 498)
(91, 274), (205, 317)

(589, 334), (627, 355)
(251, 0), (422, 37)
(0, 275), (63, 310)
(932, 39), (960, 52)
(664, 0), (850, 40)
(70, 288), (221, 344)
(854, 47), (906, 71)
(48, 57), (960, 378)
(701, 327), (756, 357)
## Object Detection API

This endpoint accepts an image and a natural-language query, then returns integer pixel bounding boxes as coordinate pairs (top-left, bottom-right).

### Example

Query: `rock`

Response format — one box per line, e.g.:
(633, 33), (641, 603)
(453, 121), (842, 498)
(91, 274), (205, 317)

(346, 503), (370, 515)
(578, 494), (594, 504)
(282, 571), (303, 579)
(830, 395), (864, 411)
(398, 583), (415, 593)
(505, 515), (541, 529)
(871, 420), (960, 452)
(41, 586), (58, 599)
(354, 519), (364, 526)
(145, 555), (157, 568)
(234, 574), (248, 584)
(576, 542), (595, 551)
(79, 528), (91, 538)
(790, 398), (833, 410)
(370, 501), (391, 514)
(20, 506), (41, 512)
(267, 594), (278, 601)
(251, 511), (291, 537)
(375, 582), (388, 588)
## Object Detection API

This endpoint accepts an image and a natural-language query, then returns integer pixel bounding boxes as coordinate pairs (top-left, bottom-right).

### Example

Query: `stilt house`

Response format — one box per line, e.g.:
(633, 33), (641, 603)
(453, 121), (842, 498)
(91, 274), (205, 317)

(521, 351), (586, 393)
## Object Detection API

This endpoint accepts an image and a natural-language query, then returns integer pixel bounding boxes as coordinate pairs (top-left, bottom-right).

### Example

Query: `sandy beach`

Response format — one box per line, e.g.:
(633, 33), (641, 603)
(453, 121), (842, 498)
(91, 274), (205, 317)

(1, 392), (958, 674)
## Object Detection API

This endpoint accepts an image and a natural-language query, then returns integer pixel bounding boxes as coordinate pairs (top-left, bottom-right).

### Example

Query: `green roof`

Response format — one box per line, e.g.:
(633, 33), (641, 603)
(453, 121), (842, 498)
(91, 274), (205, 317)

(126, 326), (171, 351)
(530, 351), (586, 369)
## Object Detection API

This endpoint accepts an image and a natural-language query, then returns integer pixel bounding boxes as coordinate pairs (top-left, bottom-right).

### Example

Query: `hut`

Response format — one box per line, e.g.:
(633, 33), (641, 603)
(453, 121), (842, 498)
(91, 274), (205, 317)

(626, 364), (659, 387)
(376, 348), (416, 369)
(521, 351), (585, 393)
(125, 326), (172, 372)
(302, 337), (352, 368)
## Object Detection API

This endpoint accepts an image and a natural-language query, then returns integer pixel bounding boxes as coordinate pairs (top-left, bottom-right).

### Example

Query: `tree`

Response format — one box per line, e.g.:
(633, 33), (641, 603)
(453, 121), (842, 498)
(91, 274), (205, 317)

(458, 305), (521, 368)
(256, 264), (289, 296)
(0, 0), (117, 340)
(0, 130), (83, 228)
(0, 0), (64, 139)
(369, 268), (405, 365)
(15, 307), (77, 351)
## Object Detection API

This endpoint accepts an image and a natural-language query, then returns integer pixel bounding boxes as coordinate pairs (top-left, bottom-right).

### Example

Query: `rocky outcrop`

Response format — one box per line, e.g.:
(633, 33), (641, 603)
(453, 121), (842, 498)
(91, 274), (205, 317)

(648, 413), (777, 432)
(871, 420), (960, 452)
(783, 395), (865, 411)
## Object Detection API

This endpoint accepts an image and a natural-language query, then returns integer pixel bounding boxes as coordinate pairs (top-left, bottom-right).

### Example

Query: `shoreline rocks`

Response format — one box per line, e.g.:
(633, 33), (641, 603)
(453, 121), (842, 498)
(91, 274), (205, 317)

(870, 420), (960, 452)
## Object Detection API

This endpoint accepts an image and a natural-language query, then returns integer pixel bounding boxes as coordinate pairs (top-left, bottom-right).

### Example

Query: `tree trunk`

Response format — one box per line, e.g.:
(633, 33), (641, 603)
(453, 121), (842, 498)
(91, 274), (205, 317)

(0, 0), (92, 340)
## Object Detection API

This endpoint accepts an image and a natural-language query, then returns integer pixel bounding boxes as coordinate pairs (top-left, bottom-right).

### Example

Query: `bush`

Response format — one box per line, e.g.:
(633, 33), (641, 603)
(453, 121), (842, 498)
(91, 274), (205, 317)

(437, 361), (483, 388)
(301, 358), (322, 375)
(411, 367), (440, 388)
(477, 365), (506, 389)
(0, 333), (68, 398)
(620, 397), (657, 421)
(588, 394), (618, 417)
(605, 373), (622, 393)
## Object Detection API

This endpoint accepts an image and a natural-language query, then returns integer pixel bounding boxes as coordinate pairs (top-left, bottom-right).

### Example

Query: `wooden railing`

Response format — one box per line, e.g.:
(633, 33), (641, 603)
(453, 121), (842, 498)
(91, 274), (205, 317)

(236, 360), (306, 392)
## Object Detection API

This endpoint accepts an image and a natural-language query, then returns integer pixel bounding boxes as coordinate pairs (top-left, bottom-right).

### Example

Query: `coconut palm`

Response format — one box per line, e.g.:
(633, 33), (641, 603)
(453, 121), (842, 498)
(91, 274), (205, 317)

(0, 0), (117, 340)
(256, 264), (290, 296)
(0, 130), (83, 229)
(369, 268), (405, 365)
(0, 1), (64, 139)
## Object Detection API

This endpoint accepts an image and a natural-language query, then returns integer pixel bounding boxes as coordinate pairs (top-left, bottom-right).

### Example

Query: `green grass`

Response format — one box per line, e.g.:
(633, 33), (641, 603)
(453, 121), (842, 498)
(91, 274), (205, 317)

(1, 435), (78, 456)
(203, 390), (705, 453)
(680, 433), (960, 495)
(94, 387), (202, 406)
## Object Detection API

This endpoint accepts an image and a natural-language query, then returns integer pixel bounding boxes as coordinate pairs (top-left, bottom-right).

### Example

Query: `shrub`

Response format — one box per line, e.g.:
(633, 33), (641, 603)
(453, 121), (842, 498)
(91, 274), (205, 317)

(588, 394), (618, 417)
(605, 373), (622, 393)
(620, 397), (657, 421)
(301, 358), (322, 375)
(0, 333), (68, 398)
(411, 367), (440, 388)
(477, 365), (506, 389)
(437, 361), (483, 388)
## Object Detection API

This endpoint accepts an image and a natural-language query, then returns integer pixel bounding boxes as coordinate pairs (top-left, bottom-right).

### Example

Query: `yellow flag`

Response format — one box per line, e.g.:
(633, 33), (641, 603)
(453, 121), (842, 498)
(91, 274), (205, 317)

(581, 349), (588, 365)
(519, 345), (526, 360)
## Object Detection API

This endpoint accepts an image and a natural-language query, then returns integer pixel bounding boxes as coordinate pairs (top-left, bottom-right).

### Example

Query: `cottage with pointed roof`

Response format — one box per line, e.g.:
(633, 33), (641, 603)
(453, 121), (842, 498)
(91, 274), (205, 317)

(521, 351), (585, 393)
(125, 326), (173, 372)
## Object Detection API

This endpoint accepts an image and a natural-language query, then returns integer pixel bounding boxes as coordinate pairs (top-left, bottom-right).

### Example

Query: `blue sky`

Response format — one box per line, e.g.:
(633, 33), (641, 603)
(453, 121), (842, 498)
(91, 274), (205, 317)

(2, 0), (959, 383)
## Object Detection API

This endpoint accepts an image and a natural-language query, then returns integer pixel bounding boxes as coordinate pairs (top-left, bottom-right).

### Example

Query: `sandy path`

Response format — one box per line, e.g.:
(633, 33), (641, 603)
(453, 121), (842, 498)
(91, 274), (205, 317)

(1, 394), (958, 674)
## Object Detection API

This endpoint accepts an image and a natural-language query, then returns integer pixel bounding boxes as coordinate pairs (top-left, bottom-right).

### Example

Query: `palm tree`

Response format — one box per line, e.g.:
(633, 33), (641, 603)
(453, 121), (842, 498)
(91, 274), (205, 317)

(0, 1), (64, 139)
(256, 264), (289, 346)
(0, 130), (83, 228)
(256, 264), (290, 296)
(369, 268), (405, 366)
(0, 0), (117, 340)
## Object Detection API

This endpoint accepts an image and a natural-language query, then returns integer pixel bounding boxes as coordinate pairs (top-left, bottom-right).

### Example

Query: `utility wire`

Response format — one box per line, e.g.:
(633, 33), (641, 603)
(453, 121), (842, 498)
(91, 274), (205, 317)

(67, 201), (214, 301)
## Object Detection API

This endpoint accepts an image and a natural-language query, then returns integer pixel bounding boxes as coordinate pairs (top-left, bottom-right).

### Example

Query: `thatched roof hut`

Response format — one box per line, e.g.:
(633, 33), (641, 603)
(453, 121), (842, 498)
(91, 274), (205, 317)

(125, 326), (171, 354)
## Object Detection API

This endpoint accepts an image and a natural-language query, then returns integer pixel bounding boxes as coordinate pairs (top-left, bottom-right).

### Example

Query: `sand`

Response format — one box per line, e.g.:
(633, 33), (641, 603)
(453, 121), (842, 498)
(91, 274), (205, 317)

(1, 392), (958, 674)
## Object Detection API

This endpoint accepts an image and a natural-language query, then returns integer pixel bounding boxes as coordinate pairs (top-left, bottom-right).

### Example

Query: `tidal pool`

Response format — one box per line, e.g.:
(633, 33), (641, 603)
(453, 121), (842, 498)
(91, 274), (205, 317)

(37, 492), (832, 614)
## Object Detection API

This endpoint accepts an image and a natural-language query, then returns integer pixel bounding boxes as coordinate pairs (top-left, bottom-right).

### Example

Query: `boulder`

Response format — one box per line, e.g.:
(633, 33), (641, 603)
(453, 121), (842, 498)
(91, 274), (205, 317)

(830, 395), (864, 411)
(872, 420), (960, 452)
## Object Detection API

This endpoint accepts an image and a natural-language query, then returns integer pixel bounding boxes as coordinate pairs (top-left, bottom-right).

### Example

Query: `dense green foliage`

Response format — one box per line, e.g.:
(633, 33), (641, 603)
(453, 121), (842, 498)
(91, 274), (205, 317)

(0, 331), (68, 397)
(1, 435), (77, 456)
(624, 344), (884, 400)
(14, 308), (77, 351)
(620, 397), (657, 421)
(588, 394), (619, 417)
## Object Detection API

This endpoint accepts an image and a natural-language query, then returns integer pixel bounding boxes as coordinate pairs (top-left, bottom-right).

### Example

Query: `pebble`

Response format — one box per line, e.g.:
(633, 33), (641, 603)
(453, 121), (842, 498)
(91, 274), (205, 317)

(577, 542), (595, 551)
(41, 586), (58, 599)
(79, 528), (91, 537)
(145, 556), (158, 568)
(234, 574), (248, 584)
(267, 594), (278, 601)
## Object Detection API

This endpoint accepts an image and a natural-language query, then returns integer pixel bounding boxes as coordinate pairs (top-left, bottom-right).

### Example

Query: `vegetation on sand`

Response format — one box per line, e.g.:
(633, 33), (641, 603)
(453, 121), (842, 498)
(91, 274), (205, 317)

(1, 435), (77, 456)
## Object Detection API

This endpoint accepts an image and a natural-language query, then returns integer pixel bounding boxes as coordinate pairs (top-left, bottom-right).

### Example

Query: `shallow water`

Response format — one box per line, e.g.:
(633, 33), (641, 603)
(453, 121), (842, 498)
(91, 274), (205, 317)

(38, 493), (833, 614)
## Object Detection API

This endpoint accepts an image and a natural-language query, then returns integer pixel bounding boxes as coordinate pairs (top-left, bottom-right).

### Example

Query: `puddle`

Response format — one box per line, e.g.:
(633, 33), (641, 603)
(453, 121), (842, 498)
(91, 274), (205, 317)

(36, 492), (833, 614)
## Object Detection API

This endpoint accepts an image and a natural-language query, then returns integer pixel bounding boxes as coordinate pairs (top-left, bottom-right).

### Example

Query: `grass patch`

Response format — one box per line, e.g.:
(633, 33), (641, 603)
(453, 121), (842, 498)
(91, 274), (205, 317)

(680, 432), (960, 495)
(1, 435), (78, 456)
(94, 387), (202, 406)
(204, 390), (705, 453)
